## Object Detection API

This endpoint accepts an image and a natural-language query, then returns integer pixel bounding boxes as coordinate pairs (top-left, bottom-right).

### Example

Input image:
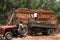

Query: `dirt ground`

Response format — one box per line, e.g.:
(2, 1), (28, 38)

(12, 25), (60, 40)
(12, 34), (60, 40)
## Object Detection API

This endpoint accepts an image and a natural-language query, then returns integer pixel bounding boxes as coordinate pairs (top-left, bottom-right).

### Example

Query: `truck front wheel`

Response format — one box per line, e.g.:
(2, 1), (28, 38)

(5, 32), (13, 40)
(20, 27), (28, 37)
(18, 26), (28, 37)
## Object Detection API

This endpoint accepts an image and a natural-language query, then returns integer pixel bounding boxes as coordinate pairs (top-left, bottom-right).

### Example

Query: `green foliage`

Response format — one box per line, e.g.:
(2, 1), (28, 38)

(0, 20), (6, 25)
(0, 0), (60, 24)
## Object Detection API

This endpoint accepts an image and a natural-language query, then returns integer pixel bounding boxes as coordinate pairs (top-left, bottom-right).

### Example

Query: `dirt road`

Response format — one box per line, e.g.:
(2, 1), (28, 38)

(12, 25), (60, 40)
(12, 34), (60, 40)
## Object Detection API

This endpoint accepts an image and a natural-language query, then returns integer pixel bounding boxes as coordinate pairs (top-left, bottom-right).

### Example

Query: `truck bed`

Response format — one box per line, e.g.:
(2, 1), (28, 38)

(27, 22), (58, 29)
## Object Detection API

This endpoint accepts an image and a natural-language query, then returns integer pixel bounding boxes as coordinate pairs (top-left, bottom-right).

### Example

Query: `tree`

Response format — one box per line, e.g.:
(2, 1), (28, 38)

(0, 0), (60, 24)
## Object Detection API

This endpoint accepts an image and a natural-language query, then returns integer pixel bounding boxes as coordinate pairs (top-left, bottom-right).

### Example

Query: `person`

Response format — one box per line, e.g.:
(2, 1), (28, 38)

(33, 12), (38, 20)
(18, 21), (24, 34)
(28, 14), (34, 22)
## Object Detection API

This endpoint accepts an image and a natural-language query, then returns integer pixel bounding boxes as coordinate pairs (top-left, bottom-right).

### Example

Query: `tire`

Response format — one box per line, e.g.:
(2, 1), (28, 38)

(47, 29), (55, 36)
(18, 27), (28, 37)
(21, 27), (28, 36)
(5, 32), (13, 40)
(42, 29), (55, 36)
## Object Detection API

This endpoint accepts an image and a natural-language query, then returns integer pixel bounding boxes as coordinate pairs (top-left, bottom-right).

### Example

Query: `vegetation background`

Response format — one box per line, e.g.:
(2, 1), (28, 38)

(0, 0), (60, 24)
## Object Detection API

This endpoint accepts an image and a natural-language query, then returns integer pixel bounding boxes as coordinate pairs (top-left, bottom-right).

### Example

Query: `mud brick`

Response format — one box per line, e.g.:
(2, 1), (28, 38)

(15, 8), (57, 25)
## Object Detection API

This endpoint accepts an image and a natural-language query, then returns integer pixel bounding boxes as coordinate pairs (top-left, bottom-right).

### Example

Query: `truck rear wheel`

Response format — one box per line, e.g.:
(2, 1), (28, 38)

(47, 29), (55, 35)
(42, 29), (55, 35)
(5, 32), (13, 40)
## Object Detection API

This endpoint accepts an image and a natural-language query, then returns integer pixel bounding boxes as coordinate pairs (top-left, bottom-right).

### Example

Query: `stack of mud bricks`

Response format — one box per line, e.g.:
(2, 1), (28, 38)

(15, 8), (57, 25)
(36, 9), (57, 24)
(15, 8), (31, 25)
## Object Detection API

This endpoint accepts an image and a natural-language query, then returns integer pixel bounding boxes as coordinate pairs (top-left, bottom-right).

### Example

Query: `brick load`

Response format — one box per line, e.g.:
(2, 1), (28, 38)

(14, 8), (57, 25)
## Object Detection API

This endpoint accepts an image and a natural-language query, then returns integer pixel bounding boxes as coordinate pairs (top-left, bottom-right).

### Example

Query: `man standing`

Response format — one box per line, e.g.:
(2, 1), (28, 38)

(18, 21), (24, 34)
(34, 13), (38, 20)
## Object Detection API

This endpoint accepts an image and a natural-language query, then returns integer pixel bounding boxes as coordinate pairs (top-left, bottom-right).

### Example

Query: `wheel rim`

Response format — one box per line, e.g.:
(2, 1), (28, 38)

(21, 27), (28, 36)
(47, 29), (54, 35)
(7, 34), (12, 39)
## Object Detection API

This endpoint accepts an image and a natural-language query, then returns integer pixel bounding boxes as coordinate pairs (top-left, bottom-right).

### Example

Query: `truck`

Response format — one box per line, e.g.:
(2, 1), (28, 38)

(14, 8), (58, 35)
(0, 8), (58, 40)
